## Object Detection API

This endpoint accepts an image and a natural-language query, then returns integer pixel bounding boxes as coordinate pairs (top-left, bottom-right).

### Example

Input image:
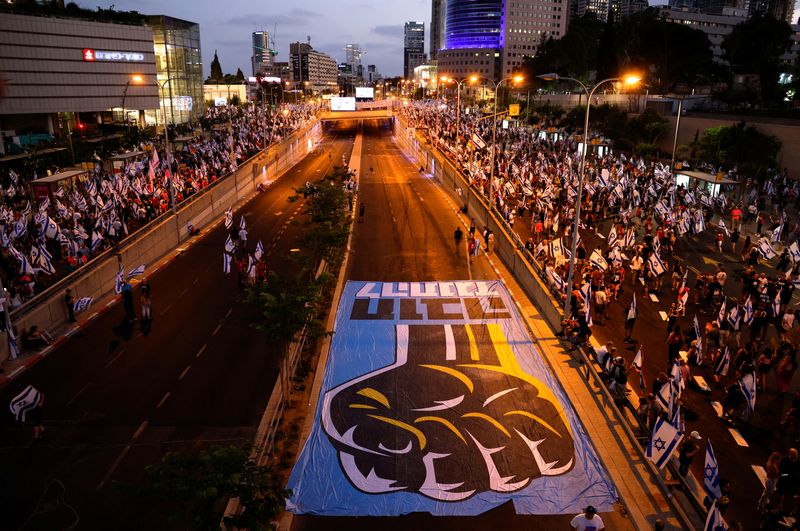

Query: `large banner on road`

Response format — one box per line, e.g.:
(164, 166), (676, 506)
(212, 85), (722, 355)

(287, 280), (616, 516)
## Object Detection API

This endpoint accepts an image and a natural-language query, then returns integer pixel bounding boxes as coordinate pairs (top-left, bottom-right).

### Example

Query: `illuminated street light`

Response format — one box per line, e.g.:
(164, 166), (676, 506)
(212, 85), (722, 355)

(536, 72), (642, 316)
(488, 75), (524, 201)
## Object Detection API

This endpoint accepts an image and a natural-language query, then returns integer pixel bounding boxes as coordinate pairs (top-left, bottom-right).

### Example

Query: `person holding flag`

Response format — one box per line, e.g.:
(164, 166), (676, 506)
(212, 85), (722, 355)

(704, 440), (722, 503)
(625, 293), (637, 343)
(631, 347), (646, 390)
(646, 416), (684, 470)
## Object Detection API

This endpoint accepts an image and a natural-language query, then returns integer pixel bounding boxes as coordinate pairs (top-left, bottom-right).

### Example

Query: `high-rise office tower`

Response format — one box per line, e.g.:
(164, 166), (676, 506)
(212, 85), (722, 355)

(344, 44), (364, 80)
(252, 31), (273, 77)
(430, 0), (447, 61)
(404, 21), (426, 79)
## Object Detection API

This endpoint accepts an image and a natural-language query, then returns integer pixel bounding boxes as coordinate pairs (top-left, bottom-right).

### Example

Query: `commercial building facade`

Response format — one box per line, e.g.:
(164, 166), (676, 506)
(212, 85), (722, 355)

(0, 11), (159, 136)
(252, 30), (273, 77)
(430, 0), (447, 61)
(289, 42), (338, 94)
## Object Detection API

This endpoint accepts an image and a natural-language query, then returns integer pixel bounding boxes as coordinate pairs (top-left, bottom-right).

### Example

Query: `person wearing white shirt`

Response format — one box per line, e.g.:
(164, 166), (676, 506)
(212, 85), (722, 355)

(629, 254), (643, 286)
(571, 506), (605, 531)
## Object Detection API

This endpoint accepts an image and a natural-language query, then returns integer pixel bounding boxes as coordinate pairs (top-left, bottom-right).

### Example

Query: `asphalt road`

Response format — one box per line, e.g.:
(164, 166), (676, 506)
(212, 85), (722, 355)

(511, 203), (789, 529)
(292, 120), (631, 531)
(0, 122), (357, 530)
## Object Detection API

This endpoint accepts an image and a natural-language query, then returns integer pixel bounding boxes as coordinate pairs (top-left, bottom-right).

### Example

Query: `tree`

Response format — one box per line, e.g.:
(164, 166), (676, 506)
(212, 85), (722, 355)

(522, 15), (605, 83)
(209, 50), (223, 82)
(138, 445), (288, 530)
(692, 121), (781, 179)
(627, 108), (669, 144)
(723, 14), (793, 105)
(236, 68), (246, 82)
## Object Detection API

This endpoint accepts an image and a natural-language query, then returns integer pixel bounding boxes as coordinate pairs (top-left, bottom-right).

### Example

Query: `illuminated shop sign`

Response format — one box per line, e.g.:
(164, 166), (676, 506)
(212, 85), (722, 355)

(82, 49), (145, 62)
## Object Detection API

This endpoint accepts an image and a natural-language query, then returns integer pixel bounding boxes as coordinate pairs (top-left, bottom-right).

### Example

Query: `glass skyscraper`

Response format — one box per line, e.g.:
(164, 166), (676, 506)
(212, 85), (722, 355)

(445, 0), (504, 50)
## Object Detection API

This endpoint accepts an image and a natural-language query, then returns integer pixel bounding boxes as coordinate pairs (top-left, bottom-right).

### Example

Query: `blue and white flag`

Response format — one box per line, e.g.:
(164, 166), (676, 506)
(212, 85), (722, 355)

(223, 252), (232, 274)
(548, 238), (563, 258)
(128, 264), (146, 277)
(9, 385), (42, 422)
(247, 255), (256, 278)
(646, 417), (684, 470)
(704, 500), (727, 531)
(717, 300), (726, 326)
(789, 242), (800, 264)
(224, 235), (235, 254)
(546, 267), (565, 292)
(255, 241), (265, 261)
(632, 348), (645, 389)
(590, 249), (609, 271)
(624, 229), (636, 249)
(670, 362), (685, 394)
(648, 253), (666, 276)
(694, 211), (706, 233)
(656, 377), (676, 418)
(74, 296), (93, 313)
(627, 293), (637, 320)
(714, 347), (731, 377)
(597, 168), (609, 187)
(18, 255), (35, 275)
(743, 296), (754, 325)
(91, 230), (104, 252)
(718, 219), (729, 237)
(224, 207), (233, 229)
(239, 215), (246, 230)
(607, 226), (619, 248)
(114, 266), (125, 294)
(704, 440), (722, 501)
(772, 223), (783, 243)
(740, 371), (757, 413)
(35, 253), (55, 275)
(758, 237), (777, 259)
(727, 305), (740, 331)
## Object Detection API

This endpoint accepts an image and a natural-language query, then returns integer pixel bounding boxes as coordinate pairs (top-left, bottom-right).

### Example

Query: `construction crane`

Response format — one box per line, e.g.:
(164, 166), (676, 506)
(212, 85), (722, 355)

(269, 23), (278, 58)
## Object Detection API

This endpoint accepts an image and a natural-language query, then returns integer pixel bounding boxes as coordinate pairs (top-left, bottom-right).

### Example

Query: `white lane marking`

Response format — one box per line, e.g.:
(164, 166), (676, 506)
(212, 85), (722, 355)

(711, 401), (724, 417)
(96, 445), (131, 492)
(104, 350), (125, 369)
(89, 312), (99, 320)
(179, 365), (191, 380)
(196, 344), (207, 358)
(132, 420), (148, 439)
(693, 376), (712, 392)
(157, 392), (171, 409)
(212, 323), (222, 336)
(649, 294), (659, 303)
(159, 304), (172, 316)
(659, 311), (669, 321)
(225, 308), (233, 318)
(193, 277), (199, 284)
(67, 383), (90, 406)
(752, 465), (767, 487)
(729, 428), (749, 447)
(105, 300), (116, 308)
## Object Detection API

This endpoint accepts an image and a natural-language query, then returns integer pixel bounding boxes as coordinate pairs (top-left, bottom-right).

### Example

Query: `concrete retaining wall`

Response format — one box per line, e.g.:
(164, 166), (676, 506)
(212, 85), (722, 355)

(392, 118), (565, 332)
(5, 120), (322, 358)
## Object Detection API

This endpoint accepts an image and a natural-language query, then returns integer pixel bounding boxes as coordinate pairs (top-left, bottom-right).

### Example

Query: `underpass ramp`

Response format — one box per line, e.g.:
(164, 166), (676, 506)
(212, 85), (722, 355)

(287, 280), (616, 516)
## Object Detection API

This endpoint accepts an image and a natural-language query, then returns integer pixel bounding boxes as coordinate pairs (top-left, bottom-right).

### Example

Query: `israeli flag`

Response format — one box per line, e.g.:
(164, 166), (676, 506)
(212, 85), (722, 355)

(704, 500), (727, 531)
(648, 253), (666, 276)
(714, 347), (731, 377)
(128, 264), (146, 277)
(247, 255), (256, 278)
(598, 168), (609, 187)
(19, 255), (35, 275)
(546, 266), (565, 292)
(694, 211), (706, 233)
(255, 240), (264, 261)
(44, 217), (59, 239)
(224, 235), (235, 254)
(21, 201), (32, 219)
(114, 267), (125, 294)
(628, 293), (637, 320)
(740, 371), (757, 413)
(704, 440), (722, 501)
(548, 238), (563, 258)
(13, 219), (27, 239)
(607, 226), (619, 248)
(789, 242), (800, 264)
(91, 231), (104, 252)
(36, 253), (55, 275)
(590, 249), (609, 271)
(9, 385), (42, 422)
(646, 416), (684, 470)
(223, 252), (232, 274)
(717, 300), (727, 326)
(743, 296), (754, 325)
(718, 219), (729, 237)
(224, 208), (233, 229)
(239, 216), (246, 230)
(624, 229), (636, 249)
(772, 223), (783, 243)
(727, 305), (740, 331)
(758, 237), (777, 259)
(633, 348), (645, 389)
(74, 296), (93, 313)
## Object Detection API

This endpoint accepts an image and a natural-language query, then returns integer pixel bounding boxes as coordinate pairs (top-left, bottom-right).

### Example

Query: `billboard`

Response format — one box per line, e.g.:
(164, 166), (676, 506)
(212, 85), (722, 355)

(287, 280), (617, 516)
(355, 87), (375, 99)
(331, 97), (356, 111)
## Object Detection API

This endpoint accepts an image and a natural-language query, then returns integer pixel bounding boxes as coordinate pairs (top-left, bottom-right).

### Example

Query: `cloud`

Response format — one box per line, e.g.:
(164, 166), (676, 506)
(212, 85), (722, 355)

(371, 24), (404, 38)
(228, 8), (321, 27)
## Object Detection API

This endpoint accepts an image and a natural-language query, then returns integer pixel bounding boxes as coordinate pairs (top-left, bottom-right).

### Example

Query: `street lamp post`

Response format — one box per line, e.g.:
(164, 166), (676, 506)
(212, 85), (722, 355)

(121, 74), (143, 126)
(536, 72), (641, 317)
(159, 75), (189, 214)
(670, 95), (685, 169)
(489, 75), (524, 207)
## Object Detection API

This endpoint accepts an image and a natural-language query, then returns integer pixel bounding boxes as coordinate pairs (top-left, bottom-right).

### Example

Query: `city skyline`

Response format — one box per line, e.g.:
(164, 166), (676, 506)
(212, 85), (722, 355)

(82, 0), (430, 79)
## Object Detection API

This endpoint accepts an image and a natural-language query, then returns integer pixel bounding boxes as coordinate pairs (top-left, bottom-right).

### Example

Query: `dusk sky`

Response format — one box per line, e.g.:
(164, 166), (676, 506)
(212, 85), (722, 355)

(83, 0), (431, 78)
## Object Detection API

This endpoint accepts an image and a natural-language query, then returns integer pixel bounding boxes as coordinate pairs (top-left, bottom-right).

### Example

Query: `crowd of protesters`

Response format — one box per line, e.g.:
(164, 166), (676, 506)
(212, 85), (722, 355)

(400, 99), (800, 528)
(0, 102), (318, 308)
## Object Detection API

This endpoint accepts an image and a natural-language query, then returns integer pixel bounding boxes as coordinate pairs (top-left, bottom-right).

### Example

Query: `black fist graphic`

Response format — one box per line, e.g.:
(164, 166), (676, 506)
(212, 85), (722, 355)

(322, 324), (575, 501)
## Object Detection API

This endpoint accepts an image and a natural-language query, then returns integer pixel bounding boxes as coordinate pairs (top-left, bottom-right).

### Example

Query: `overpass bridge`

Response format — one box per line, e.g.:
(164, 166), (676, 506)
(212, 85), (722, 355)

(319, 109), (393, 121)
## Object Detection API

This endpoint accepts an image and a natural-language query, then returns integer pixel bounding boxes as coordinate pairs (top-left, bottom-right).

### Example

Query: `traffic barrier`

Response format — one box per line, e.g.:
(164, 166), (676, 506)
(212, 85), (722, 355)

(3, 119), (322, 363)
